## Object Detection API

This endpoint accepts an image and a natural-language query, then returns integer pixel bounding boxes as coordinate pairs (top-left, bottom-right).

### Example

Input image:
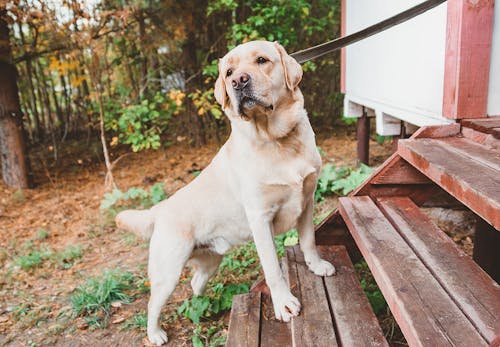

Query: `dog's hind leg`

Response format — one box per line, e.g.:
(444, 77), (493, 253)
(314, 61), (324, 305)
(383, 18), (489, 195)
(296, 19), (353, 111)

(188, 250), (223, 296)
(146, 225), (193, 346)
(297, 198), (336, 276)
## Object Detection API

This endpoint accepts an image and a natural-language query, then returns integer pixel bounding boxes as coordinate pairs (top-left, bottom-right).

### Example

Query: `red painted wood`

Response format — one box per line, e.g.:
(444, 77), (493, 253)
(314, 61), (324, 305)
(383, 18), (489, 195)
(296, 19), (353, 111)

(461, 126), (500, 149)
(462, 118), (500, 134)
(398, 137), (500, 229)
(318, 246), (388, 347)
(285, 247), (338, 347)
(442, 0), (494, 119)
(377, 197), (500, 343)
(339, 196), (487, 346)
(226, 292), (261, 347)
(411, 123), (460, 139)
(371, 157), (430, 185)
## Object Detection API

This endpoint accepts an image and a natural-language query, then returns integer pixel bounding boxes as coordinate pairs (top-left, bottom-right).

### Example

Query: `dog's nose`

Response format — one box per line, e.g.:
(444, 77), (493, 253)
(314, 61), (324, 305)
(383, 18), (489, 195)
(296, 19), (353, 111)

(231, 73), (251, 90)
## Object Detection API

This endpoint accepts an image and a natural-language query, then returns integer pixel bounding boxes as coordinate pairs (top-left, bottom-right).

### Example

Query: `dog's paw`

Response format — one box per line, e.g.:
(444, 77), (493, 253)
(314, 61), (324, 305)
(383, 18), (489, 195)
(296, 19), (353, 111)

(147, 327), (168, 346)
(272, 291), (301, 322)
(307, 259), (336, 277)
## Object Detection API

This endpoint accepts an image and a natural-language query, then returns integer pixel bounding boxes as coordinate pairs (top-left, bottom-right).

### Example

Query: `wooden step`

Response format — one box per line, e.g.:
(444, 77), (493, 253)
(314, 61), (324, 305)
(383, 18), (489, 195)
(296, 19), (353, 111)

(377, 197), (500, 343)
(339, 196), (491, 346)
(398, 136), (500, 229)
(226, 245), (388, 347)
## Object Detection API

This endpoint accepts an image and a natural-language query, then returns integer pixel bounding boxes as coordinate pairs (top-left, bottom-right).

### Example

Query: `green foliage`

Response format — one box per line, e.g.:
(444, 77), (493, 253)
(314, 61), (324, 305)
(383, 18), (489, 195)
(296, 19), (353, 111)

(100, 183), (167, 211)
(355, 261), (387, 315)
(275, 229), (299, 258)
(54, 245), (84, 269)
(123, 312), (147, 331)
(105, 92), (184, 152)
(191, 323), (227, 347)
(71, 269), (135, 327)
(177, 282), (250, 324)
(219, 242), (257, 274)
(315, 163), (373, 201)
(15, 246), (52, 271)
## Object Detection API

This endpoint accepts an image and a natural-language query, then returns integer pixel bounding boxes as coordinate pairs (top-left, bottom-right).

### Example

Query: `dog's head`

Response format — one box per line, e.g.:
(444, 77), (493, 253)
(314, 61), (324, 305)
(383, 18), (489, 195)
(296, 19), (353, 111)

(214, 41), (303, 120)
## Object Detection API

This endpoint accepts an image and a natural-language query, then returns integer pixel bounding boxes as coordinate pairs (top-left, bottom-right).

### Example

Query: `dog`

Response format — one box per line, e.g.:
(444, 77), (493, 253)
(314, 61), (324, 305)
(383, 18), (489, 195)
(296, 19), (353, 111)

(116, 40), (336, 346)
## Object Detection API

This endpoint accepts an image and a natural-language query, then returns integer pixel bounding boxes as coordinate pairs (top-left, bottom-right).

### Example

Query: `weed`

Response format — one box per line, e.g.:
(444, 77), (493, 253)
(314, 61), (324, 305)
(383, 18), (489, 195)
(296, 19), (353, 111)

(54, 245), (84, 269)
(71, 269), (135, 327)
(15, 246), (52, 270)
(275, 229), (299, 257)
(192, 323), (227, 347)
(177, 282), (250, 324)
(123, 312), (147, 331)
(315, 163), (373, 201)
(219, 242), (257, 275)
(11, 189), (26, 203)
(100, 182), (167, 213)
(354, 260), (387, 315)
(36, 228), (49, 240)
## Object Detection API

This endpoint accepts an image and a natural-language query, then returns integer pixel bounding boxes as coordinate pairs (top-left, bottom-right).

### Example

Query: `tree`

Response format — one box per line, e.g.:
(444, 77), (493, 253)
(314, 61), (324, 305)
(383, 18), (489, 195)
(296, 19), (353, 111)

(0, 10), (31, 188)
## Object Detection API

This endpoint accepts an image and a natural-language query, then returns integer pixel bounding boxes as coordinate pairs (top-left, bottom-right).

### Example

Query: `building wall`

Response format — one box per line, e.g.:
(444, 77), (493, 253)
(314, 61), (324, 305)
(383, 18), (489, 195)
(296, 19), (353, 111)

(344, 1), (452, 134)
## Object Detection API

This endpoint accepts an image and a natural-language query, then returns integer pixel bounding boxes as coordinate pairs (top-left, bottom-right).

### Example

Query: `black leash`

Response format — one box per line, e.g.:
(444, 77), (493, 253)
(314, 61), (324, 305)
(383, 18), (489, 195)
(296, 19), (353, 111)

(290, 0), (447, 64)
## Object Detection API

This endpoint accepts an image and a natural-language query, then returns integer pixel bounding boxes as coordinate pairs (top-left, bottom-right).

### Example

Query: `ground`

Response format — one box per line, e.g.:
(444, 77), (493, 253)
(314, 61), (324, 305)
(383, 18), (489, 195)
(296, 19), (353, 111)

(0, 126), (469, 347)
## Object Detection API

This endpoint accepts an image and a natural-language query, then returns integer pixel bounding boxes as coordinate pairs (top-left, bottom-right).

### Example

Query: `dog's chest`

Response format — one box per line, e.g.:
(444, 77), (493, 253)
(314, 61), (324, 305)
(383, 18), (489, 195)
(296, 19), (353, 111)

(261, 159), (318, 234)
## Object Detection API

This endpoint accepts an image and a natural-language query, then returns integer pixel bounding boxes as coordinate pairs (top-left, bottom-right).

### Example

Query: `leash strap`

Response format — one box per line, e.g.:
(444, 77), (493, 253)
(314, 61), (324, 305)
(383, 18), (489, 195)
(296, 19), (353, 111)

(290, 0), (447, 63)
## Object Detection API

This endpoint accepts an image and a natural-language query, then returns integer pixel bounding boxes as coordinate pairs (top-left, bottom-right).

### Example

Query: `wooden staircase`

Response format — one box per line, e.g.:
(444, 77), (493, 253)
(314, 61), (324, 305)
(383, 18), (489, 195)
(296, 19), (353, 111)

(227, 120), (500, 347)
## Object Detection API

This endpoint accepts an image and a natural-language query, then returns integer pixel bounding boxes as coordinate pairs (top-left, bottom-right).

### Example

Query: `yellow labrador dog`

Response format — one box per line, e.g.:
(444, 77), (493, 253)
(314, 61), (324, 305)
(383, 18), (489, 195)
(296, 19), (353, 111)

(116, 40), (335, 345)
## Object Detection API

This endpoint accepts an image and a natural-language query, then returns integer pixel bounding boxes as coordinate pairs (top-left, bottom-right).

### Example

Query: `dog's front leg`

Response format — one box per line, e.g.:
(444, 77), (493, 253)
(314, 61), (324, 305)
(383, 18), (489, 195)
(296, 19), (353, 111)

(297, 198), (336, 276)
(247, 210), (301, 322)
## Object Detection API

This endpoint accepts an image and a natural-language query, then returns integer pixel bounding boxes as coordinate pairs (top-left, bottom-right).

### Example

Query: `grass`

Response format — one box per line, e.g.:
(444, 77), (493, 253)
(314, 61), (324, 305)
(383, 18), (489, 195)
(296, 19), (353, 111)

(71, 269), (136, 327)
(123, 312), (147, 331)
(15, 246), (52, 270)
(13, 244), (84, 271)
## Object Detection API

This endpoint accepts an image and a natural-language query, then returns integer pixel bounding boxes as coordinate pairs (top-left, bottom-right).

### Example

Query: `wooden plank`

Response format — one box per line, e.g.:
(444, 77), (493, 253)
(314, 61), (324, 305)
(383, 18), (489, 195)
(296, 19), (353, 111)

(260, 292), (293, 347)
(411, 124), (460, 139)
(461, 126), (500, 150)
(462, 118), (500, 134)
(318, 245), (389, 347)
(226, 292), (261, 347)
(398, 138), (500, 229)
(493, 128), (500, 139)
(339, 196), (487, 347)
(439, 137), (500, 172)
(285, 246), (337, 347)
(371, 156), (430, 185)
(377, 197), (500, 344)
(442, 0), (494, 119)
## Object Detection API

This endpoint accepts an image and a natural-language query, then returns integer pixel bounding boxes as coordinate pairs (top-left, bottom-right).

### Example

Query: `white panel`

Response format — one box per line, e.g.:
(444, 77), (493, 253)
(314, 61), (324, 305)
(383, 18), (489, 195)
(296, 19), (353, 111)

(344, 0), (449, 128)
(487, 2), (500, 116)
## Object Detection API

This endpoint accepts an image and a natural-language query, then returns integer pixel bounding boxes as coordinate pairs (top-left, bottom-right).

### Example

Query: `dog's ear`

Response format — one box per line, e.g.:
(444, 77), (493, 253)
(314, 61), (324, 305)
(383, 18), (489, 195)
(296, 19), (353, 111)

(214, 59), (228, 109)
(274, 42), (302, 91)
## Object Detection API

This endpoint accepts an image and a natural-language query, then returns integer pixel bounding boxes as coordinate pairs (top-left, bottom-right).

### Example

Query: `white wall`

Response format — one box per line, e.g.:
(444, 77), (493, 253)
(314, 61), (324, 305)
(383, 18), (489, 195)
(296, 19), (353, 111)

(344, 0), (451, 134)
(487, 2), (500, 116)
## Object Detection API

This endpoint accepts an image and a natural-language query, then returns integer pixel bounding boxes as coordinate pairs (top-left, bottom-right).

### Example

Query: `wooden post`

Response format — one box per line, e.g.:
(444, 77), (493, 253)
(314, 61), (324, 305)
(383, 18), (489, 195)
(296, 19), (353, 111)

(357, 108), (370, 165)
(473, 216), (500, 283)
(442, 0), (494, 119)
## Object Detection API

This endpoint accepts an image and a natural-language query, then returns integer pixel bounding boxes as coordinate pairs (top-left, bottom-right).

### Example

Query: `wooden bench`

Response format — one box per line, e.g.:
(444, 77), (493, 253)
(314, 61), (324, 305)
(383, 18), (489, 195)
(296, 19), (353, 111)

(226, 245), (388, 347)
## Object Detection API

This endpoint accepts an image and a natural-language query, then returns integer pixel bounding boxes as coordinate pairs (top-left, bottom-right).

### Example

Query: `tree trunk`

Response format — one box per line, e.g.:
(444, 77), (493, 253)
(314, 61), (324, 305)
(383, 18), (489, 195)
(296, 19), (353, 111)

(0, 14), (31, 188)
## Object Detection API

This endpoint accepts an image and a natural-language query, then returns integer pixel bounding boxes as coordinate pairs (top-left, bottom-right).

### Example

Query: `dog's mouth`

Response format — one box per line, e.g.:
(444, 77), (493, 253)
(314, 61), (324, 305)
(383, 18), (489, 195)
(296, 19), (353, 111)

(237, 94), (273, 119)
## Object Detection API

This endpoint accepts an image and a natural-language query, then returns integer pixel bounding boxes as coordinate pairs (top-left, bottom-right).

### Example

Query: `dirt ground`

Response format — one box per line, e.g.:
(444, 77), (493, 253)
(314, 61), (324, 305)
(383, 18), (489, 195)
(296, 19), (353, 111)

(0, 125), (465, 346)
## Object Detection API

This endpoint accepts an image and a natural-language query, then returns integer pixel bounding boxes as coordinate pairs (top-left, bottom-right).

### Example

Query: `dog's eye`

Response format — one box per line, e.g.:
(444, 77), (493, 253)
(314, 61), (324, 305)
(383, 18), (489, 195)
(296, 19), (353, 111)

(226, 69), (233, 77)
(256, 57), (269, 64)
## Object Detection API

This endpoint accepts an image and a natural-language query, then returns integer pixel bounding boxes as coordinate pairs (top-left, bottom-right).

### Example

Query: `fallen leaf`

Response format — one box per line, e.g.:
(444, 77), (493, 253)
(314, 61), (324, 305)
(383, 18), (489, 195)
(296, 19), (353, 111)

(111, 316), (125, 324)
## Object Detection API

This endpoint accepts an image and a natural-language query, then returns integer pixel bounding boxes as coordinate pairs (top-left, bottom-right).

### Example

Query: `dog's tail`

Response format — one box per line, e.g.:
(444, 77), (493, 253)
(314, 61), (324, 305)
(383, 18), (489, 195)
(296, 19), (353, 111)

(115, 209), (155, 240)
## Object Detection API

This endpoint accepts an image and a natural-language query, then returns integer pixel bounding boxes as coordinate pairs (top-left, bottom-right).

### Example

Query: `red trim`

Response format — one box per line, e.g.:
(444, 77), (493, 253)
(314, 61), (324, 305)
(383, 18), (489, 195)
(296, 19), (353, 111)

(340, 0), (346, 94)
(442, 0), (494, 119)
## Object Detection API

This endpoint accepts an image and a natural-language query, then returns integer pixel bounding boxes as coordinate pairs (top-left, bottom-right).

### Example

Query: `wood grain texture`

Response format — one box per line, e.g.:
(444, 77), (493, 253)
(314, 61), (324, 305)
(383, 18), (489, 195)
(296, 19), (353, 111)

(371, 156), (430, 185)
(226, 292), (261, 347)
(462, 118), (500, 134)
(339, 196), (487, 347)
(286, 246), (337, 347)
(411, 124), (460, 139)
(442, 0), (494, 119)
(377, 197), (500, 343)
(398, 137), (500, 229)
(318, 246), (389, 347)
